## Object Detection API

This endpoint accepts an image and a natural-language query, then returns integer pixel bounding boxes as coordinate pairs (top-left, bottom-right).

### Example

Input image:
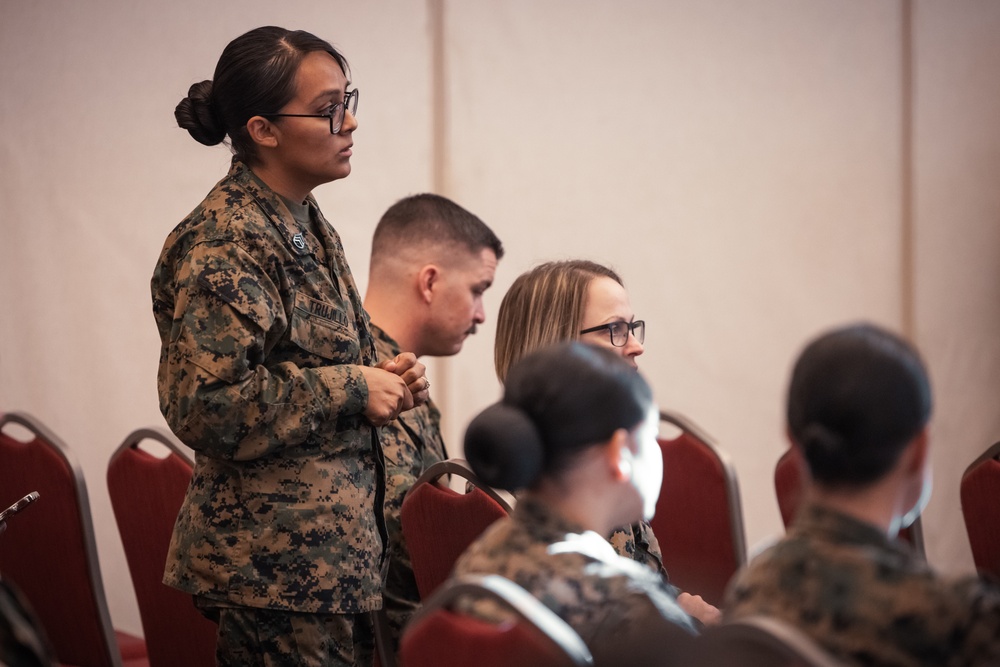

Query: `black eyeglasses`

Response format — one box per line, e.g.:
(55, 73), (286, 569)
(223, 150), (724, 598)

(263, 89), (359, 135)
(579, 320), (645, 347)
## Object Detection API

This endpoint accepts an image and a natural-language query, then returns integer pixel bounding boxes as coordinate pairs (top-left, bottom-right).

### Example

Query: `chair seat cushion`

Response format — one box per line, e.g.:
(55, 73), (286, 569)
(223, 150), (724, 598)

(116, 629), (148, 660)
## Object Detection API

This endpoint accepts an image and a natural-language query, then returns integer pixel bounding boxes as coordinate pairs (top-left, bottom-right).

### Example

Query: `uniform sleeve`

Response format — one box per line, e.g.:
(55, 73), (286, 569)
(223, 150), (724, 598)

(157, 242), (369, 461)
(609, 521), (669, 579)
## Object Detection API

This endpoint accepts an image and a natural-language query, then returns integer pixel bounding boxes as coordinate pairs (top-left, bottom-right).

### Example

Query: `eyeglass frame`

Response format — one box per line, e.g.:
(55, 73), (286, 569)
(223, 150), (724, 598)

(579, 320), (645, 347)
(262, 88), (359, 135)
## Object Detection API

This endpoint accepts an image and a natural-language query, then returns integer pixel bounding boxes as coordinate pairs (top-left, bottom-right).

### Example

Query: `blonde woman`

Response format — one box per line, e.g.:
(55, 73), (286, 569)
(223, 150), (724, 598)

(494, 261), (655, 557)
(492, 261), (719, 627)
(495, 260), (643, 381)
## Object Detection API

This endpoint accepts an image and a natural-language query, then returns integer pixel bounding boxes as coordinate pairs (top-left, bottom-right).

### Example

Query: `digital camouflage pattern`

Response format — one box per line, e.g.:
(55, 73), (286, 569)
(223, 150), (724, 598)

(453, 496), (697, 650)
(609, 520), (667, 576)
(369, 324), (448, 648)
(725, 503), (1000, 666)
(213, 606), (374, 667)
(152, 160), (387, 614)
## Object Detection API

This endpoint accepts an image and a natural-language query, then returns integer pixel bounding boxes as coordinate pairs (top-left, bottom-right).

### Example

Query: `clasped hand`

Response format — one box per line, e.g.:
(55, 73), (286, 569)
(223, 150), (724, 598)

(359, 353), (429, 426)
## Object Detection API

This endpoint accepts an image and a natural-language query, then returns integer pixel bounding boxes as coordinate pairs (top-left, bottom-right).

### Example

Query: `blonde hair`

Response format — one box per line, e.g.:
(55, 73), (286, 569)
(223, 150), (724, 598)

(494, 260), (622, 382)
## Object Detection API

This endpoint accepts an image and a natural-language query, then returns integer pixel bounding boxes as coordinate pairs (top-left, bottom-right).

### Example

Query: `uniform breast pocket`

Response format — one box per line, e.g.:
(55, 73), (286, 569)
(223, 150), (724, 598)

(287, 292), (360, 365)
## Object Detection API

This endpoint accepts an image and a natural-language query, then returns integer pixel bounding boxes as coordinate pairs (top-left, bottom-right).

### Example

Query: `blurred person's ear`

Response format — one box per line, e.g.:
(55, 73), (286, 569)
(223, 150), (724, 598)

(606, 429), (633, 482)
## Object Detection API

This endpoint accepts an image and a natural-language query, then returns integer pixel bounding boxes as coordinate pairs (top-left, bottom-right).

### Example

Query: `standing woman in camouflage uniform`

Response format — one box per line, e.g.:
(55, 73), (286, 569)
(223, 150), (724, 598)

(454, 342), (698, 664)
(151, 26), (428, 667)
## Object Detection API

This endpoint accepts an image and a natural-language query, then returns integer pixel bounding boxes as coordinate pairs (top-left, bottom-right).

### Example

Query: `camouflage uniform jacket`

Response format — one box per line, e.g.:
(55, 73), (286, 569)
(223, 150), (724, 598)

(725, 503), (1000, 666)
(609, 520), (667, 576)
(453, 495), (697, 649)
(369, 324), (448, 645)
(151, 160), (387, 614)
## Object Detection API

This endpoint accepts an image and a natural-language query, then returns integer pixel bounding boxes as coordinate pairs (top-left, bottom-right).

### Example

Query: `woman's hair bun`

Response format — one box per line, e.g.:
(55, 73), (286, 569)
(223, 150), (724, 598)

(175, 80), (226, 146)
(799, 422), (843, 458)
(464, 403), (544, 491)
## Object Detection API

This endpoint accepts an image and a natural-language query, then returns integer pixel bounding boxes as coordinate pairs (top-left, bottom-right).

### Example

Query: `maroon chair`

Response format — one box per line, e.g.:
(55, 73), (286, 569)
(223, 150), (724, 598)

(400, 459), (513, 601)
(774, 447), (806, 529)
(107, 428), (217, 667)
(651, 410), (747, 608)
(774, 446), (926, 556)
(960, 440), (1000, 579)
(399, 574), (593, 667)
(0, 411), (148, 667)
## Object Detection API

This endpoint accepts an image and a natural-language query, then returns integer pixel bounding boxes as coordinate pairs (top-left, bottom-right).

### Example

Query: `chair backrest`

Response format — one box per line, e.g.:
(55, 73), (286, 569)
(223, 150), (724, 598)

(960, 440), (1000, 579)
(107, 428), (217, 667)
(399, 574), (593, 667)
(698, 615), (845, 667)
(0, 411), (123, 667)
(774, 447), (926, 557)
(400, 459), (513, 600)
(651, 410), (747, 607)
(774, 447), (805, 528)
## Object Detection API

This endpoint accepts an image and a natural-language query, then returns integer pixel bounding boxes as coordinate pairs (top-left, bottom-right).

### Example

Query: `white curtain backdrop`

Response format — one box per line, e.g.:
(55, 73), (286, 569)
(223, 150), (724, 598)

(2, 0), (998, 634)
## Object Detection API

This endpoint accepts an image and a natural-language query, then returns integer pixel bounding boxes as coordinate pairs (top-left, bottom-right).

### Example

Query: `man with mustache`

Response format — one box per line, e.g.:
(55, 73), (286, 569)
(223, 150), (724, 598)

(363, 194), (503, 652)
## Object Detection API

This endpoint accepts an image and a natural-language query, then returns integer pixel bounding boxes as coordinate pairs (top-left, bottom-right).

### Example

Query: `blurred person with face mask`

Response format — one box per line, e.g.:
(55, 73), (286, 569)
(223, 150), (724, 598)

(725, 322), (1000, 667)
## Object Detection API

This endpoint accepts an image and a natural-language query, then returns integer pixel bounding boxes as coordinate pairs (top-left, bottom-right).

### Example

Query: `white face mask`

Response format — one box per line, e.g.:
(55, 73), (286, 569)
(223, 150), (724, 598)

(626, 406), (663, 521)
(900, 460), (933, 530)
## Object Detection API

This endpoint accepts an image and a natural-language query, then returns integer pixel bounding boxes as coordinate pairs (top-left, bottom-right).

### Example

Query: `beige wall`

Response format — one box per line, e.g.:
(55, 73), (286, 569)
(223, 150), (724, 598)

(1, 0), (998, 635)
(913, 0), (1000, 574)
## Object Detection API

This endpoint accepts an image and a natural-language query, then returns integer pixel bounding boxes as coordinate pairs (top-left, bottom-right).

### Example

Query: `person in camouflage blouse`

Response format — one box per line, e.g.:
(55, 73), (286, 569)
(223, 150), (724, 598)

(153, 27), (426, 667)
(725, 323), (1000, 666)
(362, 193), (503, 649)
(452, 343), (699, 664)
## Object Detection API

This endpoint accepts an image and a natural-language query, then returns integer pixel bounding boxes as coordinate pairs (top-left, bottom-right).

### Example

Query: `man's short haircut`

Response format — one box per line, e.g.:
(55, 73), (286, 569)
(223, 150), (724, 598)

(370, 193), (503, 265)
(786, 322), (932, 488)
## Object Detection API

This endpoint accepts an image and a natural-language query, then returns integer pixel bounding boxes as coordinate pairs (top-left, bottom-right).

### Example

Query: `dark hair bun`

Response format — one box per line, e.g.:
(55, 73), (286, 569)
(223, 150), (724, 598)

(464, 403), (544, 491)
(798, 423), (843, 461)
(787, 322), (932, 486)
(175, 80), (226, 146)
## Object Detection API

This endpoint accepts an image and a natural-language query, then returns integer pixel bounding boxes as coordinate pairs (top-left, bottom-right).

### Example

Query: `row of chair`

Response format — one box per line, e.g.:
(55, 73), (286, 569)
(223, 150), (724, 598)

(0, 411), (215, 667)
(0, 408), (749, 667)
(654, 409), (999, 592)
(400, 573), (844, 667)
(2, 408), (997, 667)
(386, 411), (1000, 665)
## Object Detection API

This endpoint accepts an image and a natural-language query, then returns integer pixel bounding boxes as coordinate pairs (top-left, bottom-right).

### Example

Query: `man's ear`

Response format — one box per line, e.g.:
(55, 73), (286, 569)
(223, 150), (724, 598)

(246, 116), (279, 149)
(418, 265), (439, 305)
